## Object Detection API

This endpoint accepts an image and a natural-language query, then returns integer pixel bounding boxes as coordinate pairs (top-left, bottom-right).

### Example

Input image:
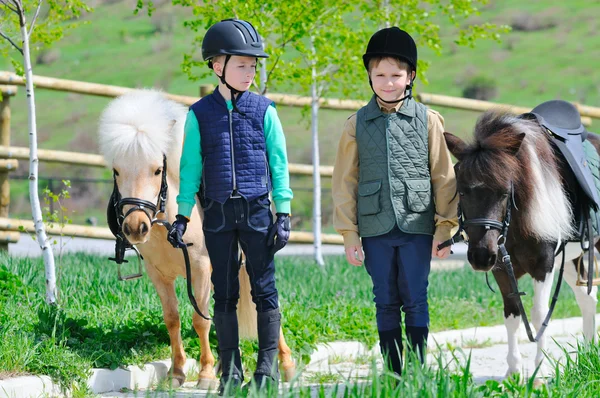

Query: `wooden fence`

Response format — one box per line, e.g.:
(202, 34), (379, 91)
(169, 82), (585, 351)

(0, 72), (599, 250)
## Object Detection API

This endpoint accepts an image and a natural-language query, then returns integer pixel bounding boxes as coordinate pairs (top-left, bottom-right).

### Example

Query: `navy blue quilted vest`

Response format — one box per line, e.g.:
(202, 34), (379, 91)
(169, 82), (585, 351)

(190, 89), (273, 203)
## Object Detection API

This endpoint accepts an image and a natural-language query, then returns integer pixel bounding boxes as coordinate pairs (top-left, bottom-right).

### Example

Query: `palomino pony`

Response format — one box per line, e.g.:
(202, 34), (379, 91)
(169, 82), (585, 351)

(444, 111), (598, 377)
(98, 90), (295, 387)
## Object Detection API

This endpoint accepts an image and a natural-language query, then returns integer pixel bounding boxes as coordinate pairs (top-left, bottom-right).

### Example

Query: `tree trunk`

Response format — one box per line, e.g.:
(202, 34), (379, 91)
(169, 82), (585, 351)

(20, 9), (57, 304)
(310, 40), (324, 266)
(260, 39), (267, 94)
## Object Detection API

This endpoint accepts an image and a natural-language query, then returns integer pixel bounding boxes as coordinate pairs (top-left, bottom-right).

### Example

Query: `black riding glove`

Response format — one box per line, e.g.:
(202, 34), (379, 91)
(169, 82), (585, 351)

(167, 214), (188, 248)
(267, 213), (291, 256)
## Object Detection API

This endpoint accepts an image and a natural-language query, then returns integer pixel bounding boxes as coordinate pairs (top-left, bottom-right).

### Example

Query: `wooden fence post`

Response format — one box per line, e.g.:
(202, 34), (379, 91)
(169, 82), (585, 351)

(199, 84), (213, 98)
(0, 85), (18, 250)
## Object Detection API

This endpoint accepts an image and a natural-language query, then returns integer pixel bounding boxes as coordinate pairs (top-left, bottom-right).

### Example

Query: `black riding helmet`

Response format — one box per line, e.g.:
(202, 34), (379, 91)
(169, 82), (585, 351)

(202, 18), (268, 63)
(363, 27), (418, 105)
(201, 19), (268, 113)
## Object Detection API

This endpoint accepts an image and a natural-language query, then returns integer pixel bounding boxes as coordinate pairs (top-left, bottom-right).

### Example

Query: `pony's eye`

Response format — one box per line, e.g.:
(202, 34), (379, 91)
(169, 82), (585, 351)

(113, 169), (119, 176)
(154, 168), (162, 176)
(459, 191), (465, 197)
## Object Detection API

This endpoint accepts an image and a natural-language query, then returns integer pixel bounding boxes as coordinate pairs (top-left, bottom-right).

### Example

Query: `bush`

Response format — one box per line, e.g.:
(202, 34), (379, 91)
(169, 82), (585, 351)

(462, 75), (498, 101)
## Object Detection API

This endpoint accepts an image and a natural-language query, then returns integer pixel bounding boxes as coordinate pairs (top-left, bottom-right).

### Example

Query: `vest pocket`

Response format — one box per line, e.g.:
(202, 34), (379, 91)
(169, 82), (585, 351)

(358, 180), (382, 216)
(405, 179), (432, 213)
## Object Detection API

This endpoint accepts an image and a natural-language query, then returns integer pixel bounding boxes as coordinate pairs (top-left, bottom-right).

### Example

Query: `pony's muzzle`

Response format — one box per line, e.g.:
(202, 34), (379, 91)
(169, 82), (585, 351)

(467, 247), (497, 271)
(122, 213), (151, 244)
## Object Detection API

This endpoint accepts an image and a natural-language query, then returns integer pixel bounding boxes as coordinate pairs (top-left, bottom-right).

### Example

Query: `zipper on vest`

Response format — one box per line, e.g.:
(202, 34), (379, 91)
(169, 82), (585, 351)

(263, 152), (270, 188)
(228, 108), (237, 193)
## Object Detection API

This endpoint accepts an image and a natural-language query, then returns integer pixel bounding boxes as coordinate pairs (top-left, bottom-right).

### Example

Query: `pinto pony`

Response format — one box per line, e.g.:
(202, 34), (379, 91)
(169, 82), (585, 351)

(98, 90), (295, 387)
(444, 111), (598, 377)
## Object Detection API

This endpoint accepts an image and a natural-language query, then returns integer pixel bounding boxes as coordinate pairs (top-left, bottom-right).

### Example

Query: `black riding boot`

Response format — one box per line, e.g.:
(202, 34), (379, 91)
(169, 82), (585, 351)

(406, 325), (429, 365)
(378, 327), (403, 376)
(214, 311), (243, 396)
(250, 308), (281, 390)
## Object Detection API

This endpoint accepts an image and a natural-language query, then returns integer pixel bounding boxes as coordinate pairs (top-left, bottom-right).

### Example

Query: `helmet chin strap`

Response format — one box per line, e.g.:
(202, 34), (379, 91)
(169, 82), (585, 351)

(369, 78), (413, 105)
(217, 55), (246, 115)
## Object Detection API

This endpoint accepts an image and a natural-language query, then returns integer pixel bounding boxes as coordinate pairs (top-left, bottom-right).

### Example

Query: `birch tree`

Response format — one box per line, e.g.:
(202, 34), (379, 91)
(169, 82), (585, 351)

(287, 0), (360, 265)
(0, 0), (90, 304)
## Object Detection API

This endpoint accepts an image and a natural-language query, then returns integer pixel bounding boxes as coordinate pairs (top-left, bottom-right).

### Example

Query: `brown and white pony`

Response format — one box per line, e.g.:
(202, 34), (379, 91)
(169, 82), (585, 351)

(98, 90), (295, 388)
(444, 111), (598, 378)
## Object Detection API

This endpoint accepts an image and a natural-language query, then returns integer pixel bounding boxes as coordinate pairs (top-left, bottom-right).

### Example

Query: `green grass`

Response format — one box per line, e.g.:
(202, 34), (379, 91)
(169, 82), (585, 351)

(0, 252), (593, 391)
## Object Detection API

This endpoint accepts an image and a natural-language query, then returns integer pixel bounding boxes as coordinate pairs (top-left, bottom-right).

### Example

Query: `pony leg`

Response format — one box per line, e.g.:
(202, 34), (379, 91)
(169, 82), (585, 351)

(494, 271), (523, 377)
(146, 264), (187, 387)
(277, 327), (295, 382)
(504, 314), (522, 376)
(237, 261), (258, 340)
(564, 258), (598, 343)
(190, 253), (217, 388)
(531, 266), (555, 375)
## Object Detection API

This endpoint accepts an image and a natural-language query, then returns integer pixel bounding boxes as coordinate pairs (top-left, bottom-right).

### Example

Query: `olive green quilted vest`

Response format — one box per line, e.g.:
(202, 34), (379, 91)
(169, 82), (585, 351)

(355, 96), (435, 237)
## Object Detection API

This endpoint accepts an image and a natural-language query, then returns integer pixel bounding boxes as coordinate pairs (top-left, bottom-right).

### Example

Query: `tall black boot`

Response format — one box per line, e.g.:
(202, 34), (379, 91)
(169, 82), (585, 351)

(378, 327), (403, 376)
(405, 325), (429, 364)
(252, 308), (281, 389)
(214, 311), (243, 396)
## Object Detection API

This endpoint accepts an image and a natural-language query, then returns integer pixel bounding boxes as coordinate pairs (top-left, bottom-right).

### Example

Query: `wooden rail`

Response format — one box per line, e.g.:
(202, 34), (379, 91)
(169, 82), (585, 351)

(0, 145), (334, 177)
(0, 217), (343, 244)
(0, 72), (597, 123)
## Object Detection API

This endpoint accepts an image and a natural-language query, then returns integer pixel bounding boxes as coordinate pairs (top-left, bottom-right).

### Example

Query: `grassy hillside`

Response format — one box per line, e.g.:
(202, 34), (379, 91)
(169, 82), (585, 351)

(1, 0), (599, 227)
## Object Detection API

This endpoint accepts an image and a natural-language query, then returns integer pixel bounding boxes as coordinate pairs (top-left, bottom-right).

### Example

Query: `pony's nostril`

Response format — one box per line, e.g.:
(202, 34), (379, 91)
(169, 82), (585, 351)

(140, 222), (149, 235)
(123, 224), (131, 236)
(489, 253), (497, 266)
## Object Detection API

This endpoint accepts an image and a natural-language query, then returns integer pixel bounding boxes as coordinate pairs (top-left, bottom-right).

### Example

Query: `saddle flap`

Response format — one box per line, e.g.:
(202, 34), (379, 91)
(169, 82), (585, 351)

(553, 137), (600, 210)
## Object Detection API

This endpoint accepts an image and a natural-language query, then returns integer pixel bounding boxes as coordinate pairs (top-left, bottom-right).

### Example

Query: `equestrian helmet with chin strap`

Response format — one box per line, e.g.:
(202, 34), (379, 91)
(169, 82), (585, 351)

(202, 18), (268, 64)
(363, 27), (417, 72)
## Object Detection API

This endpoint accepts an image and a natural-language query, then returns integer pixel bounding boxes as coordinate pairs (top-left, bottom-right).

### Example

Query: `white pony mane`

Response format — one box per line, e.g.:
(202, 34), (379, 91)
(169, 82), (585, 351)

(516, 117), (575, 241)
(98, 89), (187, 174)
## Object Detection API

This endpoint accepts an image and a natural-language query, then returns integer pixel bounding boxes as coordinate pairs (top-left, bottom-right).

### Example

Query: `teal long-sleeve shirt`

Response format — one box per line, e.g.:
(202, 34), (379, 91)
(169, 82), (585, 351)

(176, 101), (293, 218)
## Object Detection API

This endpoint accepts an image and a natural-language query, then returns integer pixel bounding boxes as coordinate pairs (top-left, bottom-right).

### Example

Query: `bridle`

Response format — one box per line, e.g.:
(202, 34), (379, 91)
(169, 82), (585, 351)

(447, 182), (567, 343)
(457, 182), (515, 247)
(115, 154), (169, 232)
(106, 154), (210, 320)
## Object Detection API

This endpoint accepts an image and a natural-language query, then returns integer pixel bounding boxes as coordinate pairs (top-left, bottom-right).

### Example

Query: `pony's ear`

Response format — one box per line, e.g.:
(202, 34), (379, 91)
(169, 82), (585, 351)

(444, 132), (468, 161)
(505, 132), (526, 156)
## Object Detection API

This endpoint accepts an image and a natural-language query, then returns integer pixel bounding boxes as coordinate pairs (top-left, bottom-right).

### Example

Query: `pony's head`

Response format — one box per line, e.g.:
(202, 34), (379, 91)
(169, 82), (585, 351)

(444, 111), (573, 271)
(98, 90), (186, 244)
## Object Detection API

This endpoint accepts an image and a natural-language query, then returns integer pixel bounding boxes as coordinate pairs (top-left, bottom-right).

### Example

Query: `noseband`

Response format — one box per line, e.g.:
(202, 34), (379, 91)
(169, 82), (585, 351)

(458, 182), (515, 246)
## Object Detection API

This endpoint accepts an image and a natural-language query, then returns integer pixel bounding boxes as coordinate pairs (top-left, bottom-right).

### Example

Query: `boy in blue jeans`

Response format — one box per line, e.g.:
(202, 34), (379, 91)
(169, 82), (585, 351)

(167, 19), (293, 394)
(332, 27), (458, 375)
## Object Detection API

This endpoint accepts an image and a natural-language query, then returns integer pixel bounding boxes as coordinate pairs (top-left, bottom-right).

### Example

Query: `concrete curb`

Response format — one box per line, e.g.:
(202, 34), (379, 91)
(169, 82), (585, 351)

(0, 360), (200, 398)
(0, 376), (60, 398)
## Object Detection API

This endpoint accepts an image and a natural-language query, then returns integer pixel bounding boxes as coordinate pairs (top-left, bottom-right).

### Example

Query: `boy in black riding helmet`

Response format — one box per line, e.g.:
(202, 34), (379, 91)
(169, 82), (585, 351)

(166, 19), (293, 395)
(332, 27), (458, 376)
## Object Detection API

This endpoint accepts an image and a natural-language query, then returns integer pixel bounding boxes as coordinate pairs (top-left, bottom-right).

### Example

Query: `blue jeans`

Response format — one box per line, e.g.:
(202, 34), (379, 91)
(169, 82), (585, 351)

(202, 194), (278, 313)
(362, 227), (432, 331)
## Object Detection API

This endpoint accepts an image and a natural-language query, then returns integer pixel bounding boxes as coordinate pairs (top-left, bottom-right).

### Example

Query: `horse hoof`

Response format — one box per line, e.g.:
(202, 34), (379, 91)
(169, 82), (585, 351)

(170, 378), (183, 389)
(196, 377), (219, 390)
(170, 370), (186, 388)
